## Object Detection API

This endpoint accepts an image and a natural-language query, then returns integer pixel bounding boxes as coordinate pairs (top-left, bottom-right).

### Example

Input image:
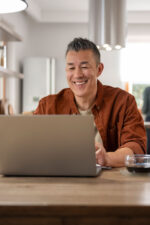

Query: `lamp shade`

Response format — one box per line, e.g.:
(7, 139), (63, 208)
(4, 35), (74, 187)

(88, 0), (127, 50)
(0, 0), (28, 14)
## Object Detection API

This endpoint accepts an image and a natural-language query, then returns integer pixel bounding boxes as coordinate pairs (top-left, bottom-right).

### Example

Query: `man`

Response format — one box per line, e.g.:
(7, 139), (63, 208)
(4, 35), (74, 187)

(34, 37), (146, 167)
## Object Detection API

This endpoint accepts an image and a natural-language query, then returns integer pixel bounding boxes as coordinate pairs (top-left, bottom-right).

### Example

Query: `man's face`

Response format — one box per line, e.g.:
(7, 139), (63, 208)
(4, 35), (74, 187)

(66, 49), (103, 101)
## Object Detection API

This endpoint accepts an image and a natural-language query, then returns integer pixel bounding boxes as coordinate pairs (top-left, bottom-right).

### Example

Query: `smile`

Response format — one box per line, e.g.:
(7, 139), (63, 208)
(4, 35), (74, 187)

(73, 80), (88, 85)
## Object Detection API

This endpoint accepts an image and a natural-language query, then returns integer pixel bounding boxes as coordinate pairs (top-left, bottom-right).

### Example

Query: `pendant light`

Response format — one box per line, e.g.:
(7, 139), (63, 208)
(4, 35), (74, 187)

(0, 0), (28, 14)
(88, 0), (127, 51)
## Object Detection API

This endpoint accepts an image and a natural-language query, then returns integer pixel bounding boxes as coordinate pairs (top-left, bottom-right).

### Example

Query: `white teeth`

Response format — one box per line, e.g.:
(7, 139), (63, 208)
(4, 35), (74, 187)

(74, 81), (87, 85)
(76, 82), (85, 85)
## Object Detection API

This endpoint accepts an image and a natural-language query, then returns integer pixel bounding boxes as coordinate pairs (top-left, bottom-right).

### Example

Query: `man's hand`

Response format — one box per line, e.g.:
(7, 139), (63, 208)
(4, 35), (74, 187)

(95, 142), (107, 166)
(95, 142), (134, 167)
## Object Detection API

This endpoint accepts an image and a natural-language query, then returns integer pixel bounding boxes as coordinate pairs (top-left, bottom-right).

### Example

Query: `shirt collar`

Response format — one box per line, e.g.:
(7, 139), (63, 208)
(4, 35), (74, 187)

(67, 89), (79, 114)
(94, 80), (104, 109)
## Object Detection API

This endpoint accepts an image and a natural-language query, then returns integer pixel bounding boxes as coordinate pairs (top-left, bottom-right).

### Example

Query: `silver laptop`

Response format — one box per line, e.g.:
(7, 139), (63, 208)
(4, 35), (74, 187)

(0, 115), (101, 177)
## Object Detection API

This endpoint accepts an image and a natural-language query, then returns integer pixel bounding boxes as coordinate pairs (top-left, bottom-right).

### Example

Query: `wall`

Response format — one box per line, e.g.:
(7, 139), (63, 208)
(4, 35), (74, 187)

(100, 50), (123, 89)
(128, 24), (150, 42)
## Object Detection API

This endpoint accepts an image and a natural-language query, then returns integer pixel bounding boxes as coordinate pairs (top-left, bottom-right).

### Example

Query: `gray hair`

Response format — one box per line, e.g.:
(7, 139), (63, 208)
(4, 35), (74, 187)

(66, 37), (101, 65)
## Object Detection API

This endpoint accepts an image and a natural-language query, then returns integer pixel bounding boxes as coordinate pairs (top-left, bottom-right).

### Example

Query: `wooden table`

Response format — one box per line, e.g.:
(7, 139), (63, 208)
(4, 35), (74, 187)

(0, 168), (150, 225)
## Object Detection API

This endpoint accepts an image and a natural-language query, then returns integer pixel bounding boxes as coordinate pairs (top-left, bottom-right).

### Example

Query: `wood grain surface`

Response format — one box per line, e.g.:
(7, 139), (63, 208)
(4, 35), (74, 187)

(0, 168), (150, 224)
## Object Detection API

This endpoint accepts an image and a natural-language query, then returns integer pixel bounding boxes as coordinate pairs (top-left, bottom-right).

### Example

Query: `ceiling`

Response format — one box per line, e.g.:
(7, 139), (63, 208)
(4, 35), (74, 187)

(33, 0), (89, 11)
(26, 0), (150, 24)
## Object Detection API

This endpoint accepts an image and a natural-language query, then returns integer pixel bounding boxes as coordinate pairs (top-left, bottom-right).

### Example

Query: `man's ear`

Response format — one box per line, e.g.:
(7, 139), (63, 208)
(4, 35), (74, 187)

(97, 63), (104, 78)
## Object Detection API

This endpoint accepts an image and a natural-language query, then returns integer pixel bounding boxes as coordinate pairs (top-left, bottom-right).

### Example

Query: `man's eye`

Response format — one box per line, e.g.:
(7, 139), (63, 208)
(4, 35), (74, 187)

(67, 67), (74, 71)
(82, 66), (88, 69)
(69, 67), (75, 70)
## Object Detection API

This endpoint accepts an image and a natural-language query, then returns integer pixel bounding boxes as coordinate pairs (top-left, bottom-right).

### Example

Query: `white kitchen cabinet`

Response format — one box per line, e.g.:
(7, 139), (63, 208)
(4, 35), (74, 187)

(23, 57), (55, 112)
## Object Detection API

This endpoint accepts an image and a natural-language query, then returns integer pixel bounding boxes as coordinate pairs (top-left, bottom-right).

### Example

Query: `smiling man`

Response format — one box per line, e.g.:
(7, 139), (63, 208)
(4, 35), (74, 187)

(34, 37), (146, 167)
(66, 49), (103, 111)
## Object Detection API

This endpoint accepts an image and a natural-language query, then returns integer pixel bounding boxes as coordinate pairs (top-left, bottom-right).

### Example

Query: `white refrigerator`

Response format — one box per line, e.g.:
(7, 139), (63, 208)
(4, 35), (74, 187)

(23, 57), (55, 112)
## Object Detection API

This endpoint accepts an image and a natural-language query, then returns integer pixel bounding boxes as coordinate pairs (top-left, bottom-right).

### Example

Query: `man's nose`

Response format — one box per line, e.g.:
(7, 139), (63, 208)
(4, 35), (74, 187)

(74, 67), (83, 78)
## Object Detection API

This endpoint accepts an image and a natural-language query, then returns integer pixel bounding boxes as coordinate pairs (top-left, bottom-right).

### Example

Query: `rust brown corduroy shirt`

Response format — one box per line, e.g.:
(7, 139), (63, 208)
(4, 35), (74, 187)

(34, 80), (146, 154)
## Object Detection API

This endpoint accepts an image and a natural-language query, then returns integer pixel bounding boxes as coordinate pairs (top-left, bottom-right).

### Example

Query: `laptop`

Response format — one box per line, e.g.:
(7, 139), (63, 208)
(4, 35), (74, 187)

(0, 115), (101, 177)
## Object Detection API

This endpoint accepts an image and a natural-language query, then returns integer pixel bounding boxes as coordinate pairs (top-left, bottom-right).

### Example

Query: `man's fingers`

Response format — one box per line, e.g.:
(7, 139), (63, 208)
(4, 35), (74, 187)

(95, 142), (102, 151)
(96, 149), (102, 157)
(96, 149), (102, 163)
(95, 148), (105, 166)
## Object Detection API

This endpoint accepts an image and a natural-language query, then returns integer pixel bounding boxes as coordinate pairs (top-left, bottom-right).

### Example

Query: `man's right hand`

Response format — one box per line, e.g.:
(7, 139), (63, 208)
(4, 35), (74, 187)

(95, 142), (107, 166)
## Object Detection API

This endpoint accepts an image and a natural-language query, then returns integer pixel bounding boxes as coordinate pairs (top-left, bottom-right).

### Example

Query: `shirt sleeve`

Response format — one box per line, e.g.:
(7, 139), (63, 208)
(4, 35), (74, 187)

(33, 99), (45, 114)
(119, 95), (146, 154)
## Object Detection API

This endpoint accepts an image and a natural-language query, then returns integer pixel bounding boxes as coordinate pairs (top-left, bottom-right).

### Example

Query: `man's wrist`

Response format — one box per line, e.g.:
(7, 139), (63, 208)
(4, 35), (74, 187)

(104, 148), (134, 168)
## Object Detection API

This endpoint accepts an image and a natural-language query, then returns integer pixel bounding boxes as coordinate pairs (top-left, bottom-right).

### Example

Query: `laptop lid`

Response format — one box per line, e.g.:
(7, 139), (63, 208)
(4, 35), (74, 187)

(0, 115), (101, 177)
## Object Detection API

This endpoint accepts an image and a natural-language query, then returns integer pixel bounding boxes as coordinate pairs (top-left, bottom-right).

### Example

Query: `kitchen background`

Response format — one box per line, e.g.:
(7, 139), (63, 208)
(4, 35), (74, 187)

(0, 0), (150, 114)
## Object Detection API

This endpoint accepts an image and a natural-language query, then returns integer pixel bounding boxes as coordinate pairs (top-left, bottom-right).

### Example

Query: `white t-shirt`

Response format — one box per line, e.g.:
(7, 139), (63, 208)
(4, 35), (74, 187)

(78, 108), (103, 145)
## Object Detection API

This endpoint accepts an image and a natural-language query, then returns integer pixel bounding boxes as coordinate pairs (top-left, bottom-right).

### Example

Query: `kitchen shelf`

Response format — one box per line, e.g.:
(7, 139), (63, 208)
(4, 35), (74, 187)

(0, 66), (24, 79)
(0, 19), (22, 42)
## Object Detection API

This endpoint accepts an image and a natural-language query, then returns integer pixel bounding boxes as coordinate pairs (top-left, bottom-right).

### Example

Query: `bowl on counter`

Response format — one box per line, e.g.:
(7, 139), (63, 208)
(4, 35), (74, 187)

(125, 154), (150, 173)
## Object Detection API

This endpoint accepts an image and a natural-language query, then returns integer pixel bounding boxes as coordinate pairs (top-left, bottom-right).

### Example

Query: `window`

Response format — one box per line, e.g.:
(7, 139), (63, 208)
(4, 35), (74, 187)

(122, 43), (150, 109)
